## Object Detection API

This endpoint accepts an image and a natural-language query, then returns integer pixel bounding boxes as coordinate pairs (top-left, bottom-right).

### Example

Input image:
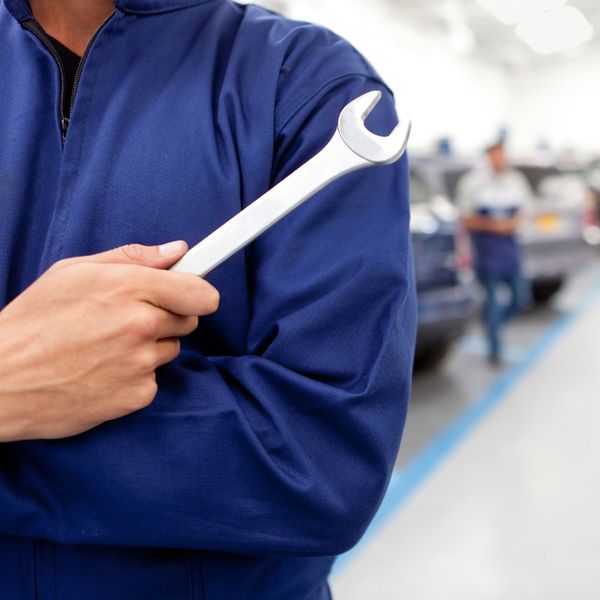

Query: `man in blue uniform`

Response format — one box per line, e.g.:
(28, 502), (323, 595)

(457, 141), (532, 365)
(0, 0), (416, 598)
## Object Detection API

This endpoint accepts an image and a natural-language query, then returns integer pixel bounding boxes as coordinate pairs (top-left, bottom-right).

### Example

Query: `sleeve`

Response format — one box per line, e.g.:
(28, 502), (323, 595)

(0, 73), (416, 556)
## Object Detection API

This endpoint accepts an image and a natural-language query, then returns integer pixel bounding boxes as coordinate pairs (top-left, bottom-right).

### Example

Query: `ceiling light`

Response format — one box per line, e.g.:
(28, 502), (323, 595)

(516, 6), (594, 55)
(475, 0), (567, 25)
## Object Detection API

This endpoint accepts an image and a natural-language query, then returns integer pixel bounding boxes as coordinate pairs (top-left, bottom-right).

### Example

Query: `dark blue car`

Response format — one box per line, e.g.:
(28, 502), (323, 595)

(411, 169), (474, 368)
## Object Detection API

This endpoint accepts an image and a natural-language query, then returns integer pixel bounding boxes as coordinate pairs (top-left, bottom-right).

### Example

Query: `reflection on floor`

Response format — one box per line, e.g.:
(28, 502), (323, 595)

(331, 263), (600, 599)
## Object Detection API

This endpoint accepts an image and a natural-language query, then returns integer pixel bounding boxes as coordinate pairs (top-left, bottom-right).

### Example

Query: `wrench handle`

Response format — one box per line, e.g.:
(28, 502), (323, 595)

(169, 133), (368, 277)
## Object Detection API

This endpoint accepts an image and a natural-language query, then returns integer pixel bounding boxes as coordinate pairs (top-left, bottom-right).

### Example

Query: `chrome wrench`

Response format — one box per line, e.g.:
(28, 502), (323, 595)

(170, 90), (411, 277)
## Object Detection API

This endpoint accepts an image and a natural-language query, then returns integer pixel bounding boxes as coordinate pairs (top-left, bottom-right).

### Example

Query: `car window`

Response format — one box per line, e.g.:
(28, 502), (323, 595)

(514, 166), (560, 195)
(442, 167), (470, 201)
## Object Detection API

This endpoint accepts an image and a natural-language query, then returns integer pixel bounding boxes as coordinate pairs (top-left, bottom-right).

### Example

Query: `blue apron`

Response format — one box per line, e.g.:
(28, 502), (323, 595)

(471, 207), (522, 277)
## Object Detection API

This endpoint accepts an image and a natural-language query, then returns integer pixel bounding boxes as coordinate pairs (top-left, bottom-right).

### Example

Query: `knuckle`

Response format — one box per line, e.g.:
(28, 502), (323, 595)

(135, 348), (159, 372)
(120, 244), (145, 262)
(142, 379), (159, 404)
(169, 339), (181, 360)
(131, 309), (159, 338)
(132, 378), (158, 410)
(156, 339), (180, 367)
(112, 266), (140, 291)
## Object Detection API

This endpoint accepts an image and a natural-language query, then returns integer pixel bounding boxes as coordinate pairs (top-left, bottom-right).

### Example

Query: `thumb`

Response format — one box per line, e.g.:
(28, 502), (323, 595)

(54, 241), (189, 270)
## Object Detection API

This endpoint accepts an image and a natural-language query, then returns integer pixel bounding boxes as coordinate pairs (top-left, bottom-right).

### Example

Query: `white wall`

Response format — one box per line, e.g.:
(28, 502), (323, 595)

(264, 0), (511, 155)
(252, 0), (599, 157)
(508, 47), (600, 156)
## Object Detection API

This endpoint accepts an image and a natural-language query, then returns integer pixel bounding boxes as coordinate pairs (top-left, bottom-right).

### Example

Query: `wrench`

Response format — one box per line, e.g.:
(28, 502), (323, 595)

(169, 90), (411, 277)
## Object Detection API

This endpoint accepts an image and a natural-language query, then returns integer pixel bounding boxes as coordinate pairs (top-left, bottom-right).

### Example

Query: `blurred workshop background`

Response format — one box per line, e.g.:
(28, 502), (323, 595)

(241, 0), (600, 598)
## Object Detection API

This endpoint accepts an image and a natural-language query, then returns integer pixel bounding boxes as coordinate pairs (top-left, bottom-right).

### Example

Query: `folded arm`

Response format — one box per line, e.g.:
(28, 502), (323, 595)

(0, 77), (416, 556)
(462, 213), (521, 235)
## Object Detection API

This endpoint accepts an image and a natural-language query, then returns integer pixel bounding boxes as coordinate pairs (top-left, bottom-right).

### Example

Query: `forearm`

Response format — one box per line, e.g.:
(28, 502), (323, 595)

(463, 215), (519, 235)
(0, 317), (413, 555)
(0, 168), (413, 555)
(0, 319), (34, 442)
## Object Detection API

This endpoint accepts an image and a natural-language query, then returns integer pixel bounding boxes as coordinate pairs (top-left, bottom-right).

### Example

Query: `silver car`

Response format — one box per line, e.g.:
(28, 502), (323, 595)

(515, 164), (594, 301)
(417, 157), (594, 303)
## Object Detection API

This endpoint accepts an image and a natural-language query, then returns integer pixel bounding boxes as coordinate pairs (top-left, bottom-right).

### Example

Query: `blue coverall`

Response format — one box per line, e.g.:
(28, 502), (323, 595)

(0, 0), (416, 597)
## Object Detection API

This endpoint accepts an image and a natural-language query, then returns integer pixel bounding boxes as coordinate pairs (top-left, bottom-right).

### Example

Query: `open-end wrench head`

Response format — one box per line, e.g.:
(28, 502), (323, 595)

(338, 90), (411, 165)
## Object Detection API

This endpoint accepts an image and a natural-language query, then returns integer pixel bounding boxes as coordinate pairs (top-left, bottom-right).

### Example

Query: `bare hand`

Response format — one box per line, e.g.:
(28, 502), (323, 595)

(0, 242), (219, 442)
(463, 215), (519, 236)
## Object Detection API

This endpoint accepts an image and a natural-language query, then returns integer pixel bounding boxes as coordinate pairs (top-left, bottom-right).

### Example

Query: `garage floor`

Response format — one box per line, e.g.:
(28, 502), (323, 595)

(331, 263), (600, 600)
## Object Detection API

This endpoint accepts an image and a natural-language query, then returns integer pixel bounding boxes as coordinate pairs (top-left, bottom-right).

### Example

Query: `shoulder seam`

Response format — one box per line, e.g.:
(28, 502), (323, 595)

(275, 72), (393, 136)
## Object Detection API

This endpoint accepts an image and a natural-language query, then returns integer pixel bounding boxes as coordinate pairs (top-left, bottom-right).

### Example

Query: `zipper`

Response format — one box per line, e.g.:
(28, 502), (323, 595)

(68, 11), (116, 130)
(22, 11), (115, 143)
(22, 19), (68, 141)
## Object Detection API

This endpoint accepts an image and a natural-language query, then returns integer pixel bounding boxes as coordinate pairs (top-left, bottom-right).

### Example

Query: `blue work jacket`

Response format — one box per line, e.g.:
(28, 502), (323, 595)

(0, 0), (416, 598)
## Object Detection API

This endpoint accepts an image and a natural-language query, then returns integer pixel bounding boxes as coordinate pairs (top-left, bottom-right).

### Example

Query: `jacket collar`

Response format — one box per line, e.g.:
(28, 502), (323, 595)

(114, 0), (223, 14)
(3, 0), (222, 21)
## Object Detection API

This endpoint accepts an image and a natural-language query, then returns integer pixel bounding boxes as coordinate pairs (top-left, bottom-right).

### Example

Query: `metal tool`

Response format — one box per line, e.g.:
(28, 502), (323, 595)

(169, 90), (411, 277)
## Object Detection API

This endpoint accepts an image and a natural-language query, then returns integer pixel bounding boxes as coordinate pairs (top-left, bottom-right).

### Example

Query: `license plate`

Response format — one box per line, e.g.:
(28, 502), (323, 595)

(536, 214), (563, 232)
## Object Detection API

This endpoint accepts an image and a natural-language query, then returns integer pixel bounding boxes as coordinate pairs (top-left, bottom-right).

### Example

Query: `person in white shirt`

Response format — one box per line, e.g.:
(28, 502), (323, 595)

(457, 141), (533, 364)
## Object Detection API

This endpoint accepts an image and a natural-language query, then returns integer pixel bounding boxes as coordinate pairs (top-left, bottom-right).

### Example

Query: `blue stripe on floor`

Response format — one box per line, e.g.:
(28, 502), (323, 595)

(458, 335), (527, 364)
(333, 280), (600, 576)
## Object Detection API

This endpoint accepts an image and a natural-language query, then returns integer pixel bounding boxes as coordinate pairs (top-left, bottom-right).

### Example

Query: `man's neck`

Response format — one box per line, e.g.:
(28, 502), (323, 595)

(30, 0), (115, 56)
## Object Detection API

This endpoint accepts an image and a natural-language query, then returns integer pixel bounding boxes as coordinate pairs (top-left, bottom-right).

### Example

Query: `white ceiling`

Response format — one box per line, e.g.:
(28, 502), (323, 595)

(254, 0), (600, 67)
(376, 0), (600, 66)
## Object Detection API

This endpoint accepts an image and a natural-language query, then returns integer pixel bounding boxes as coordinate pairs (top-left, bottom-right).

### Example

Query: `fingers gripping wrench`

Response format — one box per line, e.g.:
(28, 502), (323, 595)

(170, 91), (411, 277)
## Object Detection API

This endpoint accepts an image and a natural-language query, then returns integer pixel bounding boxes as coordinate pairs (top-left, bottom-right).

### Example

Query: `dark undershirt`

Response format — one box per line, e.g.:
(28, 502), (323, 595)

(47, 35), (81, 123)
